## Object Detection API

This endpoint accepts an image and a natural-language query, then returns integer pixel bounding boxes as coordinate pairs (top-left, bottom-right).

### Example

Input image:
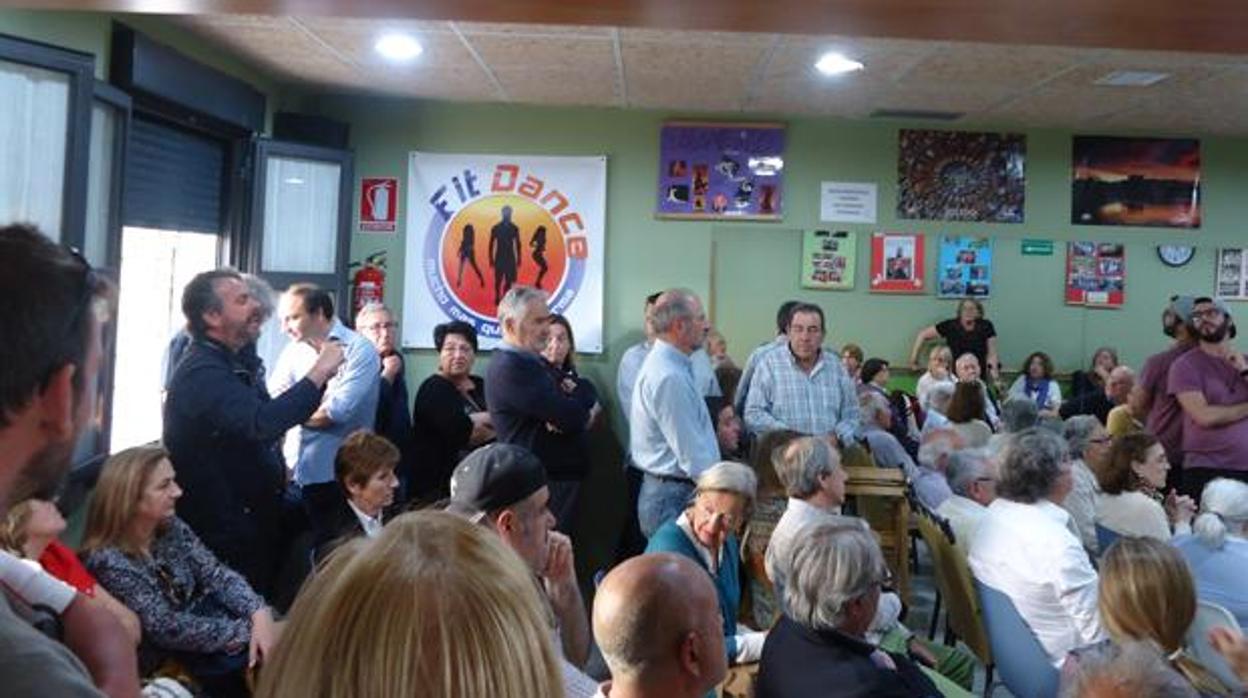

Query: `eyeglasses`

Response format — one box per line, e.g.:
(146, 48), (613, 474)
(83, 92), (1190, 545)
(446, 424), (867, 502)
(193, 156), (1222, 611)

(1191, 308), (1223, 320)
(1088, 436), (1112, 445)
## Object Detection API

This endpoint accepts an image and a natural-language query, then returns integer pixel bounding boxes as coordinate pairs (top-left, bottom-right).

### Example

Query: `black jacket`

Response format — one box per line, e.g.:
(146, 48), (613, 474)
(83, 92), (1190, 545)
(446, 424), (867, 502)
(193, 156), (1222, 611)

(485, 346), (591, 476)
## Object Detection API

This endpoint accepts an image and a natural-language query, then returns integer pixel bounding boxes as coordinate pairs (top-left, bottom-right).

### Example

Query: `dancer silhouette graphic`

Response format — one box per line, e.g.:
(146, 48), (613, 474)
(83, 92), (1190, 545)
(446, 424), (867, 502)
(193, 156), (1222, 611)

(456, 223), (486, 288)
(489, 205), (521, 304)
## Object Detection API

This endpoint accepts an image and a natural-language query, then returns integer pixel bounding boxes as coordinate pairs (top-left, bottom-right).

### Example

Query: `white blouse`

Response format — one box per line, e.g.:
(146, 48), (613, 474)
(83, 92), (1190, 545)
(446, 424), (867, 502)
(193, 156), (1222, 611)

(1095, 490), (1189, 542)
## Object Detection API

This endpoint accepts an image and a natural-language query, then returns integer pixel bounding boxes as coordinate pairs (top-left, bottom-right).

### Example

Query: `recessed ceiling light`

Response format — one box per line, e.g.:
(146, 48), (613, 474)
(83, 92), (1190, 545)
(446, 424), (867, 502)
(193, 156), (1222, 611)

(815, 52), (864, 76)
(375, 33), (423, 62)
(1093, 70), (1170, 87)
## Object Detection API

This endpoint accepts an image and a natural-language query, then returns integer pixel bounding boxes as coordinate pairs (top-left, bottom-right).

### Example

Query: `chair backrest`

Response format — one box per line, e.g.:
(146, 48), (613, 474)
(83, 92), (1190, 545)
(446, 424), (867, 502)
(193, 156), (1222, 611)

(1095, 523), (1120, 554)
(974, 579), (1059, 698)
(1185, 600), (1246, 691)
(933, 523), (993, 666)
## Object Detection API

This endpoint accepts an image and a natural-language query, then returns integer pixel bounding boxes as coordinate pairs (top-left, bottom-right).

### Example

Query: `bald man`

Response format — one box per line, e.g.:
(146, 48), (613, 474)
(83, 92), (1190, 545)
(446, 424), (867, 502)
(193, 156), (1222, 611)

(592, 553), (728, 698)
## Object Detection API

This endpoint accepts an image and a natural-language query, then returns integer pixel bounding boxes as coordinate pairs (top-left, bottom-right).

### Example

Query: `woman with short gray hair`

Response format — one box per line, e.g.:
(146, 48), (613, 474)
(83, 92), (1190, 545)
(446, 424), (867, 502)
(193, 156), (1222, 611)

(1174, 478), (1248, 629)
(646, 462), (766, 665)
(757, 521), (940, 697)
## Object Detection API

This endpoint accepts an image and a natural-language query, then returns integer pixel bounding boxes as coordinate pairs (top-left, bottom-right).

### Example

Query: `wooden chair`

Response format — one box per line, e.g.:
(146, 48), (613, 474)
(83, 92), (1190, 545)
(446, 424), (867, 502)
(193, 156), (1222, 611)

(926, 511), (996, 697)
(844, 465), (911, 601)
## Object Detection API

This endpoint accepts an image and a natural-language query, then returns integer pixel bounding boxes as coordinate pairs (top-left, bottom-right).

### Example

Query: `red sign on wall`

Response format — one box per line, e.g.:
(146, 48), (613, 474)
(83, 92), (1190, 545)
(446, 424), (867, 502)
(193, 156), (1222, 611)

(360, 177), (398, 233)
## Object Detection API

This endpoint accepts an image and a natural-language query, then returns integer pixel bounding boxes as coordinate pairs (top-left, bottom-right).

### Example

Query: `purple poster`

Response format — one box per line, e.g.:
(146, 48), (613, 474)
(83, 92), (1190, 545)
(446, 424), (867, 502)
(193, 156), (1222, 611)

(656, 121), (785, 220)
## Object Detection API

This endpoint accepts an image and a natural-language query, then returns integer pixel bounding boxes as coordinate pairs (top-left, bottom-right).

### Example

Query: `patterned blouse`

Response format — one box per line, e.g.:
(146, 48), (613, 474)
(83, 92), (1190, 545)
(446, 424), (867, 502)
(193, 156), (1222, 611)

(84, 516), (264, 656)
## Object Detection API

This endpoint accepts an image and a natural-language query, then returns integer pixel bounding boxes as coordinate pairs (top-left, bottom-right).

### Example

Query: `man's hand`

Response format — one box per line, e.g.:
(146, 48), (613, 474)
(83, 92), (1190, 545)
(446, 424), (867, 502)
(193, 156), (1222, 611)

(307, 341), (345, 387)
(304, 405), (332, 429)
(559, 377), (577, 394)
(248, 608), (279, 668)
(381, 353), (403, 383)
(542, 531), (578, 593)
(907, 636), (939, 668)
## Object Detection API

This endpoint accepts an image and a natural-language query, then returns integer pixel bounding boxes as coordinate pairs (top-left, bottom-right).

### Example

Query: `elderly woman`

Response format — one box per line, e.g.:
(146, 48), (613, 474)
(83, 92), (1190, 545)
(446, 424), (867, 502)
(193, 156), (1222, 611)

(954, 352), (1001, 429)
(538, 313), (603, 533)
(1008, 351), (1062, 417)
(1061, 415), (1113, 554)
(81, 445), (278, 698)
(1071, 346), (1119, 399)
(1088, 537), (1232, 695)
(1174, 478), (1248, 629)
(313, 430), (400, 560)
(646, 461), (767, 665)
(1095, 432), (1196, 541)
(757, 521), (941, 697)
(910, 299), (1000, 382)
(916, 345), (955, 411)
(921, 382), (955, 435)
(411, 321), (494, 502)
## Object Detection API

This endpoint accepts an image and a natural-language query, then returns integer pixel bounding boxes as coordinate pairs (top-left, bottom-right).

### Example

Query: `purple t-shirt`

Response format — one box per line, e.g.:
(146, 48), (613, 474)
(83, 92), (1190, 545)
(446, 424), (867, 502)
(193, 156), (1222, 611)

(1139, 343), (1195, 464)
(1168, 348), (1248, 471)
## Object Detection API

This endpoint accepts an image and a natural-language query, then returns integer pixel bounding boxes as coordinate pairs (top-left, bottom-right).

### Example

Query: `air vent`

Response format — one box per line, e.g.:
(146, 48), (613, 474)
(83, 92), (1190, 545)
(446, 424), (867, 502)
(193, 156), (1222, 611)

(1093, 70), (1170, 87)
(869, 109), (963, 121)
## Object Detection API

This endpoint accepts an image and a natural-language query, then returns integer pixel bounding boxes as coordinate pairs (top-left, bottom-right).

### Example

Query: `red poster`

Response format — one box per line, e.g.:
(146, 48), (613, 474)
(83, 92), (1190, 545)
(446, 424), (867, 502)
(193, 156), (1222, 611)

(360, 177), (398, 233)
(870, 232), (926, 293)
(1065, 241), (1125, 308)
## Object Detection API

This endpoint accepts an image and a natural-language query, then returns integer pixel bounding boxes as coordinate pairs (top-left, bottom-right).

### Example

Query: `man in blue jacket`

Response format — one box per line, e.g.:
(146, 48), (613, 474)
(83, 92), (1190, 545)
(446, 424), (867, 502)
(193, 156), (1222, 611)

(164, 269), (344, 597)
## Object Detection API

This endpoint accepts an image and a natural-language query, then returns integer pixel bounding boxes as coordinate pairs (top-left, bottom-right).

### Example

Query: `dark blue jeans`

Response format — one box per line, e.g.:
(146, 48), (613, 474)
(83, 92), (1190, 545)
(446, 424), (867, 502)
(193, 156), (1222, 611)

(637, 473), (694, 538)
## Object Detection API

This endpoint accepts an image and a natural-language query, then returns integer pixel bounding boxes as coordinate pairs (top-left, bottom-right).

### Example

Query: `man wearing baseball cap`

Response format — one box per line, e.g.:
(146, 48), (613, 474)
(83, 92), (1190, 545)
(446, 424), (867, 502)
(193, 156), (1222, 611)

(448, 444), (591, 671)
(1169, 296), (1248, 497)
(1130, 295), (1198, 489)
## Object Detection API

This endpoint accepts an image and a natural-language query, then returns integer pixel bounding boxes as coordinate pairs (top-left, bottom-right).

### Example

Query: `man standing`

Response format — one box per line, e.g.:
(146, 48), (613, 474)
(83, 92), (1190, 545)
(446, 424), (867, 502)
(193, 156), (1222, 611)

(1170, 297), (1248, 496)
(734, 300), (800, 415)
(0, 225), (139, 697)
(631, 289), (720, 537)
(592, 553), (728, 698)
(270, 284), (380, 524)
(744, 302), (860, 446)
(355, 302), (415, 499)
(490, 205), (522, 305)
(618, 291), (719, 420)
(487, 286), (597, 531)
(1130, 295), (1196, 489)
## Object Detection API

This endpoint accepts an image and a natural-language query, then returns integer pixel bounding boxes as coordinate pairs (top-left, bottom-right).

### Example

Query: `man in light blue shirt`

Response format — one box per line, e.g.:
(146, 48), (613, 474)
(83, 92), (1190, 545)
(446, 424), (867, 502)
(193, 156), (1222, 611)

(619, 293), (720, 424)
(630, 288), (720, 537)
(743, 302), (860, 446)
(271, 284), (380, 524)
(733, 300), (800, 416)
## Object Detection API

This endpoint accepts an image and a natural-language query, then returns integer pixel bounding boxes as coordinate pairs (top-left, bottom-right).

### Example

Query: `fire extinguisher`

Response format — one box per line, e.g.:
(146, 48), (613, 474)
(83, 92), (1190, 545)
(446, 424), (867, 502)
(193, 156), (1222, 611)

(350, 251), (386, 319)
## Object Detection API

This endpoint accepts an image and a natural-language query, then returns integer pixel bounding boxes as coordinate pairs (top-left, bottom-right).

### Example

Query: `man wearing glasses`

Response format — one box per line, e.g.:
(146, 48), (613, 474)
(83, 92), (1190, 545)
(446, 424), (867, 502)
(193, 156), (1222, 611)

(355, 302), (415, 500)
(1130, 295), (1197, 492)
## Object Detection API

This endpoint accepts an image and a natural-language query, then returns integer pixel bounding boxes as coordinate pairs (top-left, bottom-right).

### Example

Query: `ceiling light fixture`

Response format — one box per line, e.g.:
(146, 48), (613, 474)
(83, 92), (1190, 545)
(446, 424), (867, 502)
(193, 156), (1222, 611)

(815, 52), (864, 76)
(375, 33), (423, 62)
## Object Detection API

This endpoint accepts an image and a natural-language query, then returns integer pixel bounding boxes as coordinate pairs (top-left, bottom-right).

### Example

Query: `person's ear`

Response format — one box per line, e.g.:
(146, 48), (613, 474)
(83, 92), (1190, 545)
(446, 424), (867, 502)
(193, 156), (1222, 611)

(495, 508), (517, 539)
(37, 363), (77, 441)
(679, 630), (702, 677)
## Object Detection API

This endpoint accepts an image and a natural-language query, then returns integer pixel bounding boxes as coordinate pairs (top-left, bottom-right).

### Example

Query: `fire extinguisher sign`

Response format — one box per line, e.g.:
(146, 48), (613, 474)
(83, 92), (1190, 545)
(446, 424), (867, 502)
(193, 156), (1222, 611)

(360, 177), (398, 233)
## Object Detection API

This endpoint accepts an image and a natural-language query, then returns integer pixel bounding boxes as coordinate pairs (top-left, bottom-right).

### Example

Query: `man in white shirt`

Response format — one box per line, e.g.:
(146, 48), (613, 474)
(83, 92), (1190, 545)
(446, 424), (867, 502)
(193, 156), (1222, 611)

(970, 427), (1104, 667)
(936, 448), (997, 550)
(1062, 415), (1112, 554)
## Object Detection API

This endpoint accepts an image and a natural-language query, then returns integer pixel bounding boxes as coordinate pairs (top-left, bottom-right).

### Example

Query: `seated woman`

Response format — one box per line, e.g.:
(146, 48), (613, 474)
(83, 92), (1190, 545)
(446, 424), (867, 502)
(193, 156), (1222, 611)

(946, 382), (992, 448)
(313, 430), (400, 560)
(646, 461), (767, 665)
(1095, 432), (1196, 541)
(921, 382), (955, 435)
(1087, 537), (1232, 696)
(538, 313), (602, 533)
(411, 321), (493, 503)
(954, 352), (1000, 430)
(1071, 346), (1118, 399)
(81, 445), (278, 698)
(916, 345), (955, 411)
(1173, 478), (1248, 629)
(1, 498), (141, 645)
(840, 343), (864, 383)
(255, 511), (564, 698)
(1007, 351), (1062, 417)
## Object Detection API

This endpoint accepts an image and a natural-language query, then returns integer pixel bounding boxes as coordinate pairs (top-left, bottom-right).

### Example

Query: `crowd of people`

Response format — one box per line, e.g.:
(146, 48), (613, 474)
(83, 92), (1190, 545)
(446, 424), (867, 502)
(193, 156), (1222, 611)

(2, 220), (1248, 698)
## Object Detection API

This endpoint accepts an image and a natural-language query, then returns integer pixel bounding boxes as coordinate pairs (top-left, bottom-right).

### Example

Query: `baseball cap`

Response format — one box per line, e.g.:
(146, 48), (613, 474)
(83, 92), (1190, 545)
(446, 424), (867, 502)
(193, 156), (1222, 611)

(447, 443), (547, 521)
(1168, 295), (1196, 323)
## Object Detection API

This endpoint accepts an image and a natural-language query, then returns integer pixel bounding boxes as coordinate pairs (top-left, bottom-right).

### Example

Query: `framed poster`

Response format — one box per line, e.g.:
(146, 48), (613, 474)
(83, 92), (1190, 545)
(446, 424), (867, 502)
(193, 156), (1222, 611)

(938, 236), (992, 298)
(801, 229), (856, 290)
(1071, 136), (1201, 228)
(1215, 248), (1248, 300)
(656, 121), (785, 221)
(1065, 241), (1125, 308)
(870, 232), (926, 294)
(897, 129), (1026, 223)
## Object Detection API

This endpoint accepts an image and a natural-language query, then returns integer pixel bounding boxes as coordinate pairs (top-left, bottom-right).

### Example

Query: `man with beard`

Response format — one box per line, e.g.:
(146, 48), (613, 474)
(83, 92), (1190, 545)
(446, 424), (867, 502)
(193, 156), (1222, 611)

(0, 224), (138, 697)
(1170, 297), (1248, 497)
(1130, 295), (1197, 491)
(165, 270), (344, 597)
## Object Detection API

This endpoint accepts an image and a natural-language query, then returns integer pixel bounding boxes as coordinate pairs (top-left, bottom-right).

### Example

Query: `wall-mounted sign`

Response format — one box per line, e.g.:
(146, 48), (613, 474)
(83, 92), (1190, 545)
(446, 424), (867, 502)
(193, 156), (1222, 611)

(360, 177), (398, 233)
(819, 181), (877, 224)
(1021, 239), (1054, 256)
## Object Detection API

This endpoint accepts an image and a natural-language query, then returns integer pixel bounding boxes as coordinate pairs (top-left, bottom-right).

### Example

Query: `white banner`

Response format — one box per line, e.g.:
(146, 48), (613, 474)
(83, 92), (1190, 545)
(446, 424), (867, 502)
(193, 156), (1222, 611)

(402, 152), (607, 352)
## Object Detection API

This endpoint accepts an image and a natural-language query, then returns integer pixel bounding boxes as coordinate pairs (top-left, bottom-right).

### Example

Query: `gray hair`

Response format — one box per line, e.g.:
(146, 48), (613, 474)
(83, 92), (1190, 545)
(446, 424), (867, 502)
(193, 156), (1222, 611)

(928, 382), (955, 411)
(650, 288), (698, 334)
(354, 301), (392, 326)
(917, 428), (960, 470)
(242, 273), (276, 322)
(496, 286), (547, 327)
(997, 427), (1069, 504)
(1192, 478), (1248, 550)
(859, 391), (890, 422)
(774, 437), (839, 499)
(1061, 641), (1197, 698)
(1000, 398), (1038, 433)
(947, 449), (993, 497)
(1063, 415), (1103, 459)
(784, 522), (884, 632)
(695, 461), (757, 509)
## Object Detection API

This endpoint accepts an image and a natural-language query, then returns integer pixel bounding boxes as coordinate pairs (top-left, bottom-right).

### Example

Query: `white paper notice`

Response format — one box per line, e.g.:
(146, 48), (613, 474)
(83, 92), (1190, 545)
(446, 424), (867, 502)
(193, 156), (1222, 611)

(820, 181), (877, 224)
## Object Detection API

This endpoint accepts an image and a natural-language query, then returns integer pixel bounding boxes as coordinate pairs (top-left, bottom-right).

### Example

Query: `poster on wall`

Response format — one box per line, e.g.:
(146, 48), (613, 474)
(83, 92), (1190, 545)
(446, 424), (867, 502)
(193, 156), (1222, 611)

(897, 129), (1026, 223)
(870, 232), (926, 294)
(1215, 248), (1248, 300)
(655, 121), (785, 220)
(801, 229), (856, 290)
(402, 152), (607, 352)
(1071, 136), (1201, 228)
(819, 181), (877, 224)
(1065, 241), (1126, 308)
(359, 177), (398, 233)
(937, 236), (993, 298)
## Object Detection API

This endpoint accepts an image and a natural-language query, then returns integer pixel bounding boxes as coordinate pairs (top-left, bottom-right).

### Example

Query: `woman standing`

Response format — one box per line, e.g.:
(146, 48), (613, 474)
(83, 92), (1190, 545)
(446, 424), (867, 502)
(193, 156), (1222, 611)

(539, 314), (602, 533)
(909, 299), (1000, 381)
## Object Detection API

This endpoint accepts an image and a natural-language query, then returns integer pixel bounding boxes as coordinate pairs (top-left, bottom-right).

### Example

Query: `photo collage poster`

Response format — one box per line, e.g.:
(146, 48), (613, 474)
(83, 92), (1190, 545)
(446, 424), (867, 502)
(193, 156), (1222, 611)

(937, 236), (993, 298)
(801, 229), (856, 290)
(655, 121), (785, 220)
(1065, 241), (1126, 308)
(870, 232), (926, 293)
(1216, 248), (1248, 300)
